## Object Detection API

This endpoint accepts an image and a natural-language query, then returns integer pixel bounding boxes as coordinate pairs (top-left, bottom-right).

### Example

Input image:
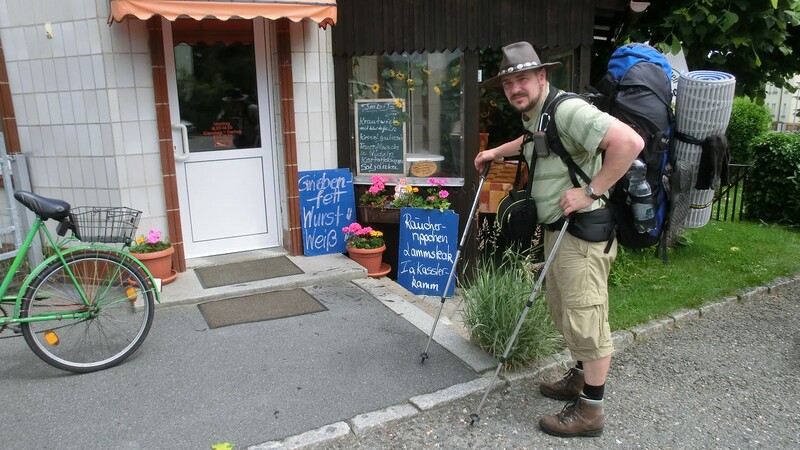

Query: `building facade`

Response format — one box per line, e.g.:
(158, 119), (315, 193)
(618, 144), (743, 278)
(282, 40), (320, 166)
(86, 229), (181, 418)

(765, 75), (800, 132)
(0, 0), (633, 273)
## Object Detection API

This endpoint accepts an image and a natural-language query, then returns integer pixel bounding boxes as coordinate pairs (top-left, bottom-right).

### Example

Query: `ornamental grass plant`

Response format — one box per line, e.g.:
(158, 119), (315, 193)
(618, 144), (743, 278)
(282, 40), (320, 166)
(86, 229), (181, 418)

(461, 248), (563, 369)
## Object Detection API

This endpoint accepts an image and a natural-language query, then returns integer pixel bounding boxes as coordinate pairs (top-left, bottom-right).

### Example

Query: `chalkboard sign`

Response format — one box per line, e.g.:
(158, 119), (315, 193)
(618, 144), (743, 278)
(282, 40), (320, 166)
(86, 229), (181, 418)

(397, 208), (459, 297)
(355, 99), (406, 175)
(298, 169), (356, 256)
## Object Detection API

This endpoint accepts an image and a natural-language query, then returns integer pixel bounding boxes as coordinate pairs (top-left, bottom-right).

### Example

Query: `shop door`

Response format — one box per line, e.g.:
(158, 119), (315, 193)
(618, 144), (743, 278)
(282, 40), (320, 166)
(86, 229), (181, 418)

(164, 19), (280, 258)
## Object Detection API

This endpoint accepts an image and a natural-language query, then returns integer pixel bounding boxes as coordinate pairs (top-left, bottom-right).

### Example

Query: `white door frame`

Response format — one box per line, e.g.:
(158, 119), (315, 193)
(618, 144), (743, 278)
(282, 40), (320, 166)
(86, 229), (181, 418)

(162, 18), (282, 258)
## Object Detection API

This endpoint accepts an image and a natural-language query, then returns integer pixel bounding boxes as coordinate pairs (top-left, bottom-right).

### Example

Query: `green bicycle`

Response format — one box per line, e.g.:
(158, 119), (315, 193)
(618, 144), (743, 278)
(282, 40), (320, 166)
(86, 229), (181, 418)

(0, 190), (159, 373)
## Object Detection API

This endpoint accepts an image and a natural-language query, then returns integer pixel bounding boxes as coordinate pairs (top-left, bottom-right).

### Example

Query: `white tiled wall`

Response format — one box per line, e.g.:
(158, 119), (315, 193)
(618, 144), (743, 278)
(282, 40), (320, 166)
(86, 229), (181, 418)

(0, 0), (167, 235)
(3, 4), (338, 243)
(289, 21), (338, 172)
(271, 21), (338, 233)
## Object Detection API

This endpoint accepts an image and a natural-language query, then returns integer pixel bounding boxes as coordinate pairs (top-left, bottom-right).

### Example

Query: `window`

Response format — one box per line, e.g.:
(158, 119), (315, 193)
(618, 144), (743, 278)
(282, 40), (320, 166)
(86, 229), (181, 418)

(349, 51), (465, 186)
(544, 50), (574, 92)
(172, 20), (259, 152)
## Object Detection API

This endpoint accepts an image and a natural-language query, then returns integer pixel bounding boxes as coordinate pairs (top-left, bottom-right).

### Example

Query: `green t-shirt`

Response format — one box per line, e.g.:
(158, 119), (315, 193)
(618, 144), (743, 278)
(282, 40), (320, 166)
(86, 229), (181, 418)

(521, 85), (616, 224)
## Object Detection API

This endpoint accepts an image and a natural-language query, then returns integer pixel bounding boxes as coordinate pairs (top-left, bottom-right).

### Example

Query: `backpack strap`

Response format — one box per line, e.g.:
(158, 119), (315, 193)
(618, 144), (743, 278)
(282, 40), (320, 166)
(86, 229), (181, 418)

(542, 91), (609, 203)
(520, 131), (537, 196)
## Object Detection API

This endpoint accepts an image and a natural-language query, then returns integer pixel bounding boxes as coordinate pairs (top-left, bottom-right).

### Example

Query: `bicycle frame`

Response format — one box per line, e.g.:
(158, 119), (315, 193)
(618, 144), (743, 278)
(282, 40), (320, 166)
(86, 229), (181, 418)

(0, 215), (160, 325)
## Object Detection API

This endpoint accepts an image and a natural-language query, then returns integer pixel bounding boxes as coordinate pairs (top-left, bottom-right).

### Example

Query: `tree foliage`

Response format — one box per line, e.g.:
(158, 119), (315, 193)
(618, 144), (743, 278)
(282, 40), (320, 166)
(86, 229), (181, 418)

(621, 0), (800, 100)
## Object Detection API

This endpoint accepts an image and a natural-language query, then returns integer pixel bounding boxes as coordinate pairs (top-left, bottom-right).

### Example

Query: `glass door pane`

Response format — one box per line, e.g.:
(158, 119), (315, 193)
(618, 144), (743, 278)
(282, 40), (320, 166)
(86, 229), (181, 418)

(173, 21), (258, 152)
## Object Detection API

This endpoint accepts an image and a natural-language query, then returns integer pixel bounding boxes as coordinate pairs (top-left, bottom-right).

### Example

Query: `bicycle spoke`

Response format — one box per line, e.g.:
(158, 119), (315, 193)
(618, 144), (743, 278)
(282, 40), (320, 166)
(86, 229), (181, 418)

(21, 251), (154, 373)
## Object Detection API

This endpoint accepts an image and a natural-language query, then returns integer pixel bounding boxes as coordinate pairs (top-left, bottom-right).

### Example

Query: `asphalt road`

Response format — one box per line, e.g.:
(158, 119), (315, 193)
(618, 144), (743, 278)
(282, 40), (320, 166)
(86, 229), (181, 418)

(311, 280), (800, 449)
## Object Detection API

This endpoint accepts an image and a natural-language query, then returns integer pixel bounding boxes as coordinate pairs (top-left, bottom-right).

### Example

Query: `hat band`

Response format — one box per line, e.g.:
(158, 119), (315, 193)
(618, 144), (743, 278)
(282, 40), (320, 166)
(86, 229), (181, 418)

(498, 61), (542, 76)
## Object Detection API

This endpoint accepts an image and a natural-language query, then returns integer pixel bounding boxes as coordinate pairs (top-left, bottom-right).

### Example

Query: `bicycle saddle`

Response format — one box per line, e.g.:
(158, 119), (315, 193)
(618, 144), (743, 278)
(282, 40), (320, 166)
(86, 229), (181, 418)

(14, 190), (72, 221)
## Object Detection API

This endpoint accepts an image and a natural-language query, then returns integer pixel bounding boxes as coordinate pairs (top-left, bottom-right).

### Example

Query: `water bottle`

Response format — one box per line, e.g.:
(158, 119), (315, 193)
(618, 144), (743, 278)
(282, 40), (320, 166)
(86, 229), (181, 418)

(626, 159), (656, 233)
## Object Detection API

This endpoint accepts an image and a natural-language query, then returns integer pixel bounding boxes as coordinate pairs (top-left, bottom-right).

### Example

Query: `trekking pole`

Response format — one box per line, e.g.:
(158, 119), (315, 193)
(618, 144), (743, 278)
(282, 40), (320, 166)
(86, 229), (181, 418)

(420, 162), (492, 363)
(469, 216), (571, 425)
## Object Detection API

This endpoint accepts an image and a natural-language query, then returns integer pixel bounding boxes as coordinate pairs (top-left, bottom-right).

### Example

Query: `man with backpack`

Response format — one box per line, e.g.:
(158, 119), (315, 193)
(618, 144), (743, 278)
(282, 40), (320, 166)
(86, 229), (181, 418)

(474, 41), (643, 437)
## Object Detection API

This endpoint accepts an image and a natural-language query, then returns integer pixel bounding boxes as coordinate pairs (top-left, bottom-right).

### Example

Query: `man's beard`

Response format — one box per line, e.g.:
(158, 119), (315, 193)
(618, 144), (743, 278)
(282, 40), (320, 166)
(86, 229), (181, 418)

(512, 93), (540, 117)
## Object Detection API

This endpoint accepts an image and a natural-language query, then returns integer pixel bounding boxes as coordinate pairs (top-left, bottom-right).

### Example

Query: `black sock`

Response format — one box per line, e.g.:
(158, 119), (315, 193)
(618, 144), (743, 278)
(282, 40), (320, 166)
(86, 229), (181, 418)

(582, 383), (604, 401)
(575, 361), (583, 370)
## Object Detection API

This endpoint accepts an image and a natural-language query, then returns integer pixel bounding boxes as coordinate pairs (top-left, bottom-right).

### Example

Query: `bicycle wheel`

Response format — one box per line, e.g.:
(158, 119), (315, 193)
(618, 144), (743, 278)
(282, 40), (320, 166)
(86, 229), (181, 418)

(21, 250), (155, 373)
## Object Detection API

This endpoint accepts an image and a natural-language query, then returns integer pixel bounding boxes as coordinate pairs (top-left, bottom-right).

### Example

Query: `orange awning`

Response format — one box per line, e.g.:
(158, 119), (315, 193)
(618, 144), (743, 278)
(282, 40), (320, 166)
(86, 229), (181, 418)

(109, 0), (337, 28)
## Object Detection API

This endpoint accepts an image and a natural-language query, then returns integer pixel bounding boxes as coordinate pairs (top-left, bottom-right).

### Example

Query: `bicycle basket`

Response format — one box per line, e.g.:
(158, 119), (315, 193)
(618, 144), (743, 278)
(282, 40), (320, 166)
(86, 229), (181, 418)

(70, 206), (142, 245)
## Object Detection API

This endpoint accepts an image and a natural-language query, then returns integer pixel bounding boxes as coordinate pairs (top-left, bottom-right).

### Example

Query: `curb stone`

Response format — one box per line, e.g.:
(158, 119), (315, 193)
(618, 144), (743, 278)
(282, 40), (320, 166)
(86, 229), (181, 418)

(630, 317), (675, 342)
(738, 285), (769, 303)
(247, 422), (351, 450)
(767, 276), (796, 294)
(409, 376), (496, 411)
(699, 296), (737, 318)
(349, 403), (419, 435)
(669, 308), (700, 326)
(612, 330), (635, 354)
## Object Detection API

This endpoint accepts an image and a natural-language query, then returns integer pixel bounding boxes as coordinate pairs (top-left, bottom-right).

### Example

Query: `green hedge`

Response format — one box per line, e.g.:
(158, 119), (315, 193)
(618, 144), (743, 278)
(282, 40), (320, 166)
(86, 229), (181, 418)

(743, 132), (800, 224)
(726, 97), (773, 164)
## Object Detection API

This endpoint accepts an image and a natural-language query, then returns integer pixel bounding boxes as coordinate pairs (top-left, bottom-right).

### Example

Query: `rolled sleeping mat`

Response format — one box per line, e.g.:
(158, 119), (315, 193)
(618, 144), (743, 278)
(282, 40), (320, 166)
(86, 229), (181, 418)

(673, 70), (736, 228)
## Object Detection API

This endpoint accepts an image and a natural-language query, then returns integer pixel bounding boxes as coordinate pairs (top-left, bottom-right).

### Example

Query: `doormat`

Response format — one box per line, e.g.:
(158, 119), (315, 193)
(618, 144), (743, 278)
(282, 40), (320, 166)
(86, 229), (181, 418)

(198, 289), (327, 329)
(194, 256), (303, 289)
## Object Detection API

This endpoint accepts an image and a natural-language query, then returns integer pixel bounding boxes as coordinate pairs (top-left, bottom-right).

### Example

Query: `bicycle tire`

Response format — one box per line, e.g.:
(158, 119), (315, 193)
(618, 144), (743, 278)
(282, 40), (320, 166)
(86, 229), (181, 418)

(20, 250), (155, 373)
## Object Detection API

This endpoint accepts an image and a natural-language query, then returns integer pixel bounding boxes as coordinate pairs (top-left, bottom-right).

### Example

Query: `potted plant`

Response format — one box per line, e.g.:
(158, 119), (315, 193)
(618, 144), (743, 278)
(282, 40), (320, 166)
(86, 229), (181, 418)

(342, 222), (388, 277)
(391, 177), (451, 211)
(357, 176), (453, 224)
(128, 229), (177, 284)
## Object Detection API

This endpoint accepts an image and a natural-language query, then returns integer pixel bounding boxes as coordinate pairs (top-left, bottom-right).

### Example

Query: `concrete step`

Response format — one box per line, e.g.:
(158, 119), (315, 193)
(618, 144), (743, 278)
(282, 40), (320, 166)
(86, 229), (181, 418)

(157, 250), (368, 308)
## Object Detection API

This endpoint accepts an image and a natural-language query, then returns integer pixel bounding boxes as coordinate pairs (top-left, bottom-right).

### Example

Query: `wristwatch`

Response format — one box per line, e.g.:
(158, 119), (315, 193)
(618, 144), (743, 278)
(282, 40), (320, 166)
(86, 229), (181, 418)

(584, 185), (601, 200)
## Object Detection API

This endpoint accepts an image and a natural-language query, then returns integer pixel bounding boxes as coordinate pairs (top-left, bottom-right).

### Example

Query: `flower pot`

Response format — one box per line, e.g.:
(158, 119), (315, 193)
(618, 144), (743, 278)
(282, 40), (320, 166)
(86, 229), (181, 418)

(346, 244), (386, 275)
(130, 246), (176, 285)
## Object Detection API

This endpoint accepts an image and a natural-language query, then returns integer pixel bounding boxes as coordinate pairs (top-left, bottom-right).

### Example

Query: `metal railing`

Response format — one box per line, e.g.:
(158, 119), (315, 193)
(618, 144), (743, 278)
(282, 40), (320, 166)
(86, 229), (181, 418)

(712, 163), (750, 222)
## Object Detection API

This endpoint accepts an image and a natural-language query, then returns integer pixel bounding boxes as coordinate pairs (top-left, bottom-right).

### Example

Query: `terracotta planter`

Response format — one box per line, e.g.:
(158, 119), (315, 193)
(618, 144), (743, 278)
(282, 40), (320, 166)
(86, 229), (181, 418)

(346, 244), (386, 275)
(130, 246), (177, 285)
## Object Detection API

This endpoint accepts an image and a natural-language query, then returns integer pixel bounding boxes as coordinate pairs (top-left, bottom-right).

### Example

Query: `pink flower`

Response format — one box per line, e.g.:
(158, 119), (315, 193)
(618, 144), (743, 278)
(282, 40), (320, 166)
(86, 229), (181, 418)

(438, 190), (449, 199)
(355, 226), (373, 236)
(370, 175), (388, 186)
(342, 223), (362, 234)
(145, 230), (162, 244)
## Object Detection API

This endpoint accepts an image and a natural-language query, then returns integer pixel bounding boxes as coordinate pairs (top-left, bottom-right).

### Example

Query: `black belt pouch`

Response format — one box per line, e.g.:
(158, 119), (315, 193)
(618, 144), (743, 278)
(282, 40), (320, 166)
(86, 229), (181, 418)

(568, 208), (616, 242)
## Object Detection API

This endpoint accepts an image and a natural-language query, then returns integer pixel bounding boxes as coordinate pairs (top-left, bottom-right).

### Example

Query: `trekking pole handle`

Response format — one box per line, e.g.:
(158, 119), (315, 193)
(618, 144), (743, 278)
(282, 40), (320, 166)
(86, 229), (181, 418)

(480, 161), (492, 179)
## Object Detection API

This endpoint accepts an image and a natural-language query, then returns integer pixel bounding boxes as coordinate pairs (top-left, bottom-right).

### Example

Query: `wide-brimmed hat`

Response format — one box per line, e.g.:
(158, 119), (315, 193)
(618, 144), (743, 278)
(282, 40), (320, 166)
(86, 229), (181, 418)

(483, 41), (562, 89)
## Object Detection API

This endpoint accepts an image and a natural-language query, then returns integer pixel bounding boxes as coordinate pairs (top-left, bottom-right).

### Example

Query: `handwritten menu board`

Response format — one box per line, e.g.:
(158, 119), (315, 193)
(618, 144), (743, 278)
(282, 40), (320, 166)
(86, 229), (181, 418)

(298, 169), (356, 256)
(355, 99), (406, 175)
(397, 208), (459, 297)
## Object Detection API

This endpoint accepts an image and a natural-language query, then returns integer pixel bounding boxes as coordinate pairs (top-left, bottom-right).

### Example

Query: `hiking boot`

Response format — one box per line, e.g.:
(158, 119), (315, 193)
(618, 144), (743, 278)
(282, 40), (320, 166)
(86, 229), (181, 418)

(539, 367), (584, 400)
(539, 396), (605, 438)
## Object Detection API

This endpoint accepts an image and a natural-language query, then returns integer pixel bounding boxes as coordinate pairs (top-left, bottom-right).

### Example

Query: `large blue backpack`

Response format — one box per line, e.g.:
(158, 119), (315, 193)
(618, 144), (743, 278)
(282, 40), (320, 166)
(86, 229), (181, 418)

(597, 43), (674, 253)
(542, 43), (674, 258)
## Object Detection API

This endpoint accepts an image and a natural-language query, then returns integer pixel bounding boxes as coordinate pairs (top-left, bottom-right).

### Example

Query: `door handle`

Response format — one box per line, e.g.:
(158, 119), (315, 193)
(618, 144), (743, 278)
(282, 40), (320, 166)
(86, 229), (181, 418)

(172, 123), (190, 162)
